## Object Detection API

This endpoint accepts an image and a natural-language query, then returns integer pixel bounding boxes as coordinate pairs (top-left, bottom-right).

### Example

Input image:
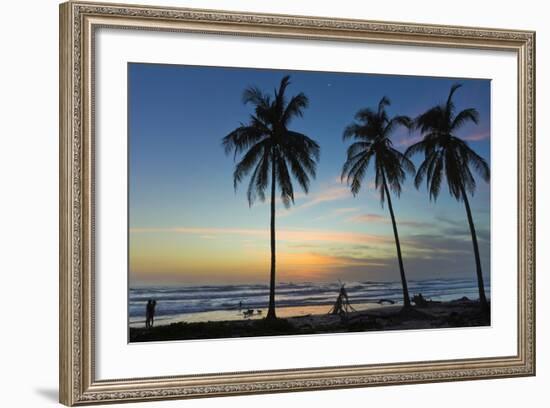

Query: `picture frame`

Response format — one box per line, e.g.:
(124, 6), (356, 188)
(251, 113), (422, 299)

(59, 1), (536, 405)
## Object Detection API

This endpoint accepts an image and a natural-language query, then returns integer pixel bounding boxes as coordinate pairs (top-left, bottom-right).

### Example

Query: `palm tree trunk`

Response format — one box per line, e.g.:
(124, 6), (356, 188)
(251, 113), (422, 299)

(266, 161), (277, 321)
(382, 172), (411, 308)
(459, 184), (489, 312)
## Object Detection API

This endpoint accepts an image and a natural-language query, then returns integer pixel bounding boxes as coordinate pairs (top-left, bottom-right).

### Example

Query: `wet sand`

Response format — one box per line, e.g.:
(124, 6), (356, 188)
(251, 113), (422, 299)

(129, 301), (393, 328)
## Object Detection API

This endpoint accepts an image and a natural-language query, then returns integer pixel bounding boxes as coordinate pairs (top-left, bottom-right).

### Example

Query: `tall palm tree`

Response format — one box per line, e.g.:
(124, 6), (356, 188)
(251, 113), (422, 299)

(341, 97), (415, 308)
(222, 76), (320, 321)
(405, 84), (490, 311)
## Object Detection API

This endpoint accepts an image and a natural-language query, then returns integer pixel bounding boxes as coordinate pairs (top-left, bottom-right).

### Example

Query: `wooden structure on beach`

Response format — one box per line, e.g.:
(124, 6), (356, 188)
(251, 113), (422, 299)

(329, 283), (356, 317)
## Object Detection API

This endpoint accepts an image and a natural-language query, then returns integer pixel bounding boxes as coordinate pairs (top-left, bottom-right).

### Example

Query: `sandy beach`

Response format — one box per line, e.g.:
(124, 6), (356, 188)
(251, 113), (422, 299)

(129, 298), (489, 342)
(129, 301), (394, 328)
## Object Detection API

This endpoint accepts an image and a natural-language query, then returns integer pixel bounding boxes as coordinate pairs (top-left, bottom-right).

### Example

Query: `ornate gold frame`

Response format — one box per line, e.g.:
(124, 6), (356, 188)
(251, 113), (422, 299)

(59, 1), (536, 405)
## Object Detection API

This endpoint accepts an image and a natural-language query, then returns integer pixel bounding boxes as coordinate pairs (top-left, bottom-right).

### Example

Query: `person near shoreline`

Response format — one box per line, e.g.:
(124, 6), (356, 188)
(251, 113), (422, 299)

(145, 299), (157, 328)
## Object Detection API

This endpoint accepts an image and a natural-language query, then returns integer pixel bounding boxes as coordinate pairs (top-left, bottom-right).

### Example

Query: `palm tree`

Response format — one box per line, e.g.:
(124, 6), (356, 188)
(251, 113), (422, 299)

(341, 97), (415, 308)
(222, 76), (320, 321)
(405, 84), (490, 311)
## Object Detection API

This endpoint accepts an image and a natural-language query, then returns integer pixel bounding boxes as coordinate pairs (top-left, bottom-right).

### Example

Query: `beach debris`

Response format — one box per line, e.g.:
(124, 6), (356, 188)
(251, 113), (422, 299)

(329, 283), (356, 317)
(413, 293), (432, 307)
(451, 296), (471, 304)
(242, 309), (264, 318)
(412, 293), (441, 307)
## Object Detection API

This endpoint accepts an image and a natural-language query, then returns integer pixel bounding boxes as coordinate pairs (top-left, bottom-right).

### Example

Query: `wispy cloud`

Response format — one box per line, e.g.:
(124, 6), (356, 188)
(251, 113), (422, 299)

(131, 226), (393, 246)
(401, 232), (490, 255)
(351, 213), (385, 223)
(462, 131), (490, 142)
(395, 134), (422, 148)
(433, 216), (491, 242)
(435, 215), (461, 226)
(312, 206), (361, 221)
(349, 213), (432, 228)
(298, 185), (350, 209)
(394, 130), (490, 147)
(333, 207), (361, 215)
(278, 182), (352, 218)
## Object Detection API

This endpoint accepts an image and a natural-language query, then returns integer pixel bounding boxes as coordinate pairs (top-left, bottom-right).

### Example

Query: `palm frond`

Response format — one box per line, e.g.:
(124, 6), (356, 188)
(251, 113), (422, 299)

(242, 86), (269, 108)
(378, 96), (391, 115)
(233, 140), (267, 191)
(276, 154), (294, 208)
(428, 154), (444, 201)
(273, 76), (291, 118)
(342, 96), (412, 204)
(384, 115), (412, 137)
(222, 125), (266, 158)
(414, 106), (444, 134)
(445, 83), (462, 116)
(390, 147), (416, 175)
(246, 154), (267, 206)
(354, 108), (377, 124)
(343, 123), (371, 141)
(345, 141), (371, 159)
(341, 150), (367, 182)
(414, 152), (435, 189)
(466, 147), (490, 182)
(282, 93), (308, 125)
(411, 84), (489, 203)
(349, 157), (369, 196)
(253, 150), (271, 205)
(224, 75), (318, 209)
(451, 108), (479, 130)
(404, 140), (428, 159)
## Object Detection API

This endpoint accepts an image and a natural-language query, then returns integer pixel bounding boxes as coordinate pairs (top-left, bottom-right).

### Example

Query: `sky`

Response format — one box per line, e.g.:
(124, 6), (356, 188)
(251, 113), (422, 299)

(128, 63), (491, 286)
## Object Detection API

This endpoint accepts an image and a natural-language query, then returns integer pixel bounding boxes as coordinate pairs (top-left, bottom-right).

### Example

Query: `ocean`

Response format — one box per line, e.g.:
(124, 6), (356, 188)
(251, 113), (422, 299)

(129, 278), (490, 327)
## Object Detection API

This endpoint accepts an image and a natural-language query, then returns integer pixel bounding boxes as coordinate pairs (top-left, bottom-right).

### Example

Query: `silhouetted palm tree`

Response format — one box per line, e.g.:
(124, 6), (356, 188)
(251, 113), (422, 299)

(405, 84), (490, 311)
(222, 76), (320, 321)
(341, 97), (415, 308)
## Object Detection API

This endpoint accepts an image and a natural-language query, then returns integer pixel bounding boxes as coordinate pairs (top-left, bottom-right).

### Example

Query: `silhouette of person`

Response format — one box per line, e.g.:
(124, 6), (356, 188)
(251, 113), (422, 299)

(145, 299), (152, 329)
(150, 300), (157, 327)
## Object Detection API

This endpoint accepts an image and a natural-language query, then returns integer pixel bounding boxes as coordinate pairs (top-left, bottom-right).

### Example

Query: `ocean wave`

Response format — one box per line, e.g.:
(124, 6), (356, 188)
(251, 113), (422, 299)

(128, 278), (490, 318)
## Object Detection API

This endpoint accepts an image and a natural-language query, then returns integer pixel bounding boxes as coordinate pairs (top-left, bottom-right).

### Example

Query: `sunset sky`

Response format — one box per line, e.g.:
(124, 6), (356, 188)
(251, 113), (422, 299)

(128, 63), (491, 286)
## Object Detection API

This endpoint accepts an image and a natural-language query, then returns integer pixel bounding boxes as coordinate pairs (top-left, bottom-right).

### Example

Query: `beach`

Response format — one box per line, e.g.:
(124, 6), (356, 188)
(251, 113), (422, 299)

(129, 297), (490, 342)
(129, 278), (490, 326)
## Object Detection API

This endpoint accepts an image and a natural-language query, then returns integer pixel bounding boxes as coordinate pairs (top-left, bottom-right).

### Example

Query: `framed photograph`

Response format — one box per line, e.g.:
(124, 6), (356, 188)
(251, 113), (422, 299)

(59, 1), (535, 405)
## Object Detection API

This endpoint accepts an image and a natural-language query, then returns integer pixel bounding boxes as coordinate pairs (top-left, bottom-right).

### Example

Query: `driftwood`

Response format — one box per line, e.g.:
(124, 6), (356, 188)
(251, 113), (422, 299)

(329, 283), (356, 317)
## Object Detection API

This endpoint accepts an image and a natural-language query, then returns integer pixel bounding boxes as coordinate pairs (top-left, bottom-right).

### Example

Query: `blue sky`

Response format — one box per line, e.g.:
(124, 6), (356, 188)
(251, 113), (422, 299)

(128, 63), (491, 286)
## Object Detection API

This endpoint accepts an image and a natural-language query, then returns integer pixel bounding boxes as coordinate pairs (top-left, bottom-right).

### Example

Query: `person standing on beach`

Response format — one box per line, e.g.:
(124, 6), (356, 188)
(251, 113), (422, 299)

(150, 300), (157, 327)
(145, 299), (152, 329)
(145, 299), (158, 328)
